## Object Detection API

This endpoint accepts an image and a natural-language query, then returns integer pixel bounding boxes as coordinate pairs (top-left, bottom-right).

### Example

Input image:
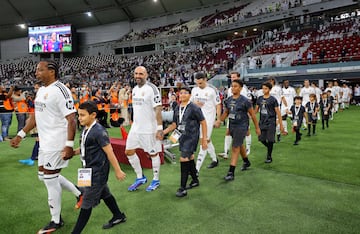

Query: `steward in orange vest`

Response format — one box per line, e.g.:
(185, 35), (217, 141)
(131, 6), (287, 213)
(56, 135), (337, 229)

(91, 89), (110, 128)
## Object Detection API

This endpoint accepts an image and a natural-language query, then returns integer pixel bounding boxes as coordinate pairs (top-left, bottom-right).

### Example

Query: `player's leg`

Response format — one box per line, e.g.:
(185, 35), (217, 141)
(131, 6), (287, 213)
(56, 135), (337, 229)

(245, 126), (252, 155)
(102, 186), (126, 229)
(38, 151), (68, 233)
(143, 135), (162, 192)
(177, 153), (192, 197)
(205, 122), (218, 169)
(218, 119), (231, 159)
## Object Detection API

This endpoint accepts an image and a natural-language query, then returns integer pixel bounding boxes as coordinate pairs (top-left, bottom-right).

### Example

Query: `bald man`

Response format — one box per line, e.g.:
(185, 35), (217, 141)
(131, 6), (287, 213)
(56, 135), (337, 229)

(125, 66), (164, 192)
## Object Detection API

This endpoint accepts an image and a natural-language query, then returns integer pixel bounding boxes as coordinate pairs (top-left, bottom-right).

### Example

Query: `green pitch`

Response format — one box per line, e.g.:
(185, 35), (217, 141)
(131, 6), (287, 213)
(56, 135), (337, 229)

(1, 107), (359, 233)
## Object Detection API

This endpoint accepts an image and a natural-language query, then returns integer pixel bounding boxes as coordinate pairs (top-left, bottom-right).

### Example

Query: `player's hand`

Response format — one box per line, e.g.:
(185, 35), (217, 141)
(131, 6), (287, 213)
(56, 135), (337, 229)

(280, 126), (286, 135)
(201, 139), (208, 150)
(156, 130), (164, 140)
(214, 120), (221, 128)
(255, 127), (261, 136)
(115, 170), (126, 181)
(10, 136), (22, 148)
(195, 101), (204, 107)
(62, 146), (74, 160)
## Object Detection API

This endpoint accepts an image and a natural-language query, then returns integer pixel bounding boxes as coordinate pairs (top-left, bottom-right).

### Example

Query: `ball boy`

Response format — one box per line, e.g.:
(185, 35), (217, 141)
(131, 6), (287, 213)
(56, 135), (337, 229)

(163, 87), (207, 198)
(217, 80), (260, 181)
(255, 82), (284, 163)
(65, 101), (127, 233)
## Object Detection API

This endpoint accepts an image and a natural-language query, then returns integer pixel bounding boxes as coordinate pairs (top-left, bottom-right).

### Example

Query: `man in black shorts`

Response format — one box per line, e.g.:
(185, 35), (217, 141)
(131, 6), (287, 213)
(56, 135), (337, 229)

(163, 87), (207, 198)
(217, 80), (260, 181)
(255, 82), (284, 163)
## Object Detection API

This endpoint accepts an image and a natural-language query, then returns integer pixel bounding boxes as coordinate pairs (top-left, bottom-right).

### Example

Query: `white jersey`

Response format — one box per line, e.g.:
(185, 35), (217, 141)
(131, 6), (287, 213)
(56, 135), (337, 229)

(35, 81), (76, 151)
(131, 81), (162, 134)
(342, 87), (350, 99)
(228, 84), (252, 100)
(282, 86), (296, 108)
(299, 86), (315, 105)
(314, 87), (322, 103)
(191, 84), (220, 123)
(270, 85), (283, 105)
(333, 85), (341, 98)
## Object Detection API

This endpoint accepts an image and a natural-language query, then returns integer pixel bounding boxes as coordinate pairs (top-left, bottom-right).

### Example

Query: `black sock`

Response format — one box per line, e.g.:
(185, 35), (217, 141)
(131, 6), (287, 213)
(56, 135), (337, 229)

(242, 157), (249, 163)
(71, 208), (92, 234)
(180, 161), (190, 189)
(267, 142), (274, 158)
(308, 124), (311, 134)
(189, 160), (198, 182)
(313, 125), (316, 134)
(229, 165), (236, 174)
(261, 140), (268, 147)
(103, 195), (122, 218)
(31, 141), (39, 160)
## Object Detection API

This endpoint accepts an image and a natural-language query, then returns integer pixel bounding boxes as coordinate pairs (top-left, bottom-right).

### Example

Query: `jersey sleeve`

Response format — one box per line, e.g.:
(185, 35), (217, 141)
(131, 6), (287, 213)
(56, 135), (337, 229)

(173, 107), (179, 124)
(150, 84), (162, 108)
(245, 98), (252, 111)
(56, 85), (76, 117)
(95, 127), (110, 147)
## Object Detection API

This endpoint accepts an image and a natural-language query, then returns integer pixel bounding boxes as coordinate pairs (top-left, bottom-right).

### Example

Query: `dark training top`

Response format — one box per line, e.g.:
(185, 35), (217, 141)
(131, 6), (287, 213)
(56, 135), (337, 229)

(224, 95), (252, 130)
(80, 122), (111, 185)
(172, 102), (205, 153)
(290, 105), (306, 128)
(256, 95), (278, 129)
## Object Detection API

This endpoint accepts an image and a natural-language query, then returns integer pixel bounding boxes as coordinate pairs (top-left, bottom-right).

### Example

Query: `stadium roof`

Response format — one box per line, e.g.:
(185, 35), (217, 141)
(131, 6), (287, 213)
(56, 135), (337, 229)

(0, 0), (232, 41)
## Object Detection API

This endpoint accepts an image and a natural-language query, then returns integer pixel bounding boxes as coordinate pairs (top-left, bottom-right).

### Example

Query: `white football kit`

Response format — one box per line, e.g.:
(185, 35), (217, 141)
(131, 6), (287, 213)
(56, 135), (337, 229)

(126, 81), (162, 153)
(191, 84), (220, 139)
(35, 81), (76, 169)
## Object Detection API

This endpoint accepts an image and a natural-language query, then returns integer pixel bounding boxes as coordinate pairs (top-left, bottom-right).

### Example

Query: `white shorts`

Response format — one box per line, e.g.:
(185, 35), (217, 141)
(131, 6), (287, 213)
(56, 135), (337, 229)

(126, 130), (162, 155)
(38, 150), (69, 170)
(200, 120), (214, 140)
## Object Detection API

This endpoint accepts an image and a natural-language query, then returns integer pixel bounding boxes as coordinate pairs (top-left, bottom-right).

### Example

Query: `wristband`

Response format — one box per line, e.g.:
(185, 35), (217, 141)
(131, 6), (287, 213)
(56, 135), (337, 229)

(17, 129), (26, 139)
(65, 140), (74, 148)
(157, 125), (163, 131)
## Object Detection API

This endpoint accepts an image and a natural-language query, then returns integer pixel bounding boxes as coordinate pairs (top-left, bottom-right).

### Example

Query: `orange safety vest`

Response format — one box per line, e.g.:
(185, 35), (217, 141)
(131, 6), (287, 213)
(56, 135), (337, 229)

(17, 99), (28, 113)
(72, 93), (79, 110)
(104, 103), (110, 113)
(110, 91), (119, 105)
(91, 96), (103, 110)
(3, 97), (14, 111)
(122, 99), (128, 108)
(111, 110), (120, 121)
(80, 93), (89, 104)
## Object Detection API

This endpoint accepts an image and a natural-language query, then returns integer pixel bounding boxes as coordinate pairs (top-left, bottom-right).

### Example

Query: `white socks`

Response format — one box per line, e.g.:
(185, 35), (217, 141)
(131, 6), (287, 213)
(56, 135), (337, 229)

(151, 155), (160, 181)
(245, 134), (252, 152)
(207, 142), (217, 162)
(127, 154), (143, 179)
(224, 135), (232, 155)
(43, 173), (62, 224)
(59, 175), (81, 197)
(196, 148), (207, 171)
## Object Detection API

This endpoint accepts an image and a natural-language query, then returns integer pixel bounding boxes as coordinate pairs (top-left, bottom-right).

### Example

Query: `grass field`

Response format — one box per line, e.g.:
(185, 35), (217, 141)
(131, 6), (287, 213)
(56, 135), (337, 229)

(1, 106), (360, 234)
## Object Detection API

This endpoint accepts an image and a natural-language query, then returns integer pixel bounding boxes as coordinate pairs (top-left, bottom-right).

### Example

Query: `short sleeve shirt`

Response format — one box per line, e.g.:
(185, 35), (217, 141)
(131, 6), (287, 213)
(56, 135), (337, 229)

(131, 81), (162, 134)
(256, 95), (278, 129)
(81, 123), (110, 185)
(35, 81), (76, 151)
(224, 95), (251, 130)
(190, 84), (220, 123)
(173, 102), (205, 145)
